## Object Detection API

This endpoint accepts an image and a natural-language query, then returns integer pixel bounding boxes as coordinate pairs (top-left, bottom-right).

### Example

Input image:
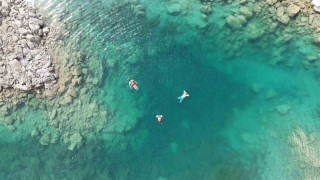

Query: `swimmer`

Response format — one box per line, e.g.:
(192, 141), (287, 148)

(156, 115), (163, 124)
(129, 79), (139, 90)
(177, 90), (189, 103)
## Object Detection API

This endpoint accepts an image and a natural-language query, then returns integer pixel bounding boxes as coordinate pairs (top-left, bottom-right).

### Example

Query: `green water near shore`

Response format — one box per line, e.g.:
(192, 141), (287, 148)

(2, 0), (320, 179)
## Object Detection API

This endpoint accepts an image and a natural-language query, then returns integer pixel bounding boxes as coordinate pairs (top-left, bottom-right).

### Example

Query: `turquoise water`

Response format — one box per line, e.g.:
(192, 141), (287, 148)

(2, 0), (320, 179)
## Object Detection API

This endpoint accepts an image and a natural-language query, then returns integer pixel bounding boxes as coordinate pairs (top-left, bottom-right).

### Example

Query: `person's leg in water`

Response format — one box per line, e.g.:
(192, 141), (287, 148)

(178, 96), (184, 103)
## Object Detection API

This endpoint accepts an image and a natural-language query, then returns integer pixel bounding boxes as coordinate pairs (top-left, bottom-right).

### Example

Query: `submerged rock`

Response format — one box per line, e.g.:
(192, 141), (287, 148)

(200, 5), (212, 15)
(265, 89), (277, 99)
(241, 131), (258, 144)
(40, 133), (51, 146)
(31, 128), (40, 138)
(275, 104), (291, 115)
(226, 15), (243, 30)
(197, 21), (210, 30)
(251, 83), (264, 93)
(246, 23), (264, 41)
(167, 4), (181, 16)
(68, 132), (83, 151)
(6, 125), (16, 132)
(239, 6), (253, 19)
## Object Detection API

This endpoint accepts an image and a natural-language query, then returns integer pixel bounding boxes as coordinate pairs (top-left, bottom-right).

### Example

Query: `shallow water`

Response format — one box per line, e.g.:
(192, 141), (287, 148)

(2, 0), (320, 179)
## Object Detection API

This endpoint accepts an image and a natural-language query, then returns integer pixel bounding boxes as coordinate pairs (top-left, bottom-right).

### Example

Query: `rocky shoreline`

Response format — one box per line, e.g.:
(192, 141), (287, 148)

(0, 0), (108, 151)
(0, 0), (57, 91)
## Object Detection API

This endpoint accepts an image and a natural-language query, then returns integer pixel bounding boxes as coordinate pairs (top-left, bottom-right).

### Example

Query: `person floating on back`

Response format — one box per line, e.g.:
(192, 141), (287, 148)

(129, 79), (139, 90)
(156, 115), (163, 124)
(178, 90), (189, 103)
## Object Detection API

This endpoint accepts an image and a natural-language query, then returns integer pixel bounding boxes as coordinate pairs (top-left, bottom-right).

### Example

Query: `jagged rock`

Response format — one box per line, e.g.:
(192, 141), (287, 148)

(226, 15), (243, 30)
(68, 132), (83, 151)
(287, 4), (301, 17)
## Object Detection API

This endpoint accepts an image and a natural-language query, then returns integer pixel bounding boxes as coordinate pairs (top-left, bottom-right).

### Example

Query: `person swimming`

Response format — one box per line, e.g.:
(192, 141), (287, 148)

(129, 79), (139, 90)
(178, 90), (189, 103)
(156, 115), (163, 124)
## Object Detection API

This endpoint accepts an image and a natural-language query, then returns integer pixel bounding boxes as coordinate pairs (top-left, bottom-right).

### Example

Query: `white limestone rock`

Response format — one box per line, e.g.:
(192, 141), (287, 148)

(312, 0), (320, 12)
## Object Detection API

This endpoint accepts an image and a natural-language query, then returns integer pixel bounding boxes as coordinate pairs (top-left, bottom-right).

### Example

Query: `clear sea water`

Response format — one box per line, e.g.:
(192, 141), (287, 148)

(2, 0), (320, 179)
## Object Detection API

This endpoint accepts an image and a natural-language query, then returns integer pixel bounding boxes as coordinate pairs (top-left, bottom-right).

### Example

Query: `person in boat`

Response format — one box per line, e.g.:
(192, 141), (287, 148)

(129, 79), (139, 90)
(178, 90), (189, 103)
(156, 115), (163, 124)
